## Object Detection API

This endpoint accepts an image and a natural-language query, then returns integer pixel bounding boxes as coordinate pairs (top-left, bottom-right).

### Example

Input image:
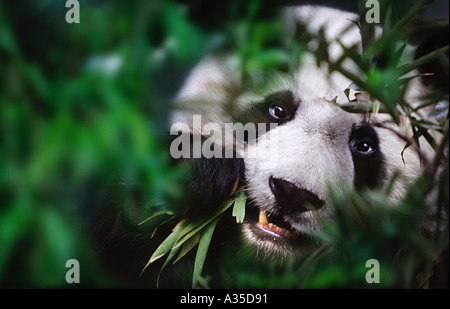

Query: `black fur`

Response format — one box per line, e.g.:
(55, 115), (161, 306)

(349, 123), (385, 190)
(185, 146), (245, 218)
(234, 90), (298, 140)
(92, 132), (245, 286)
(169, 131), (246, 217)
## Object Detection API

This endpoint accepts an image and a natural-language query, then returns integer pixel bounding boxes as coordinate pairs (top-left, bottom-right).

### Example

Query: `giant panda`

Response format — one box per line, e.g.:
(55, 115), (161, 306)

(94, 5), (445, 287)
(170, 5), (437, 258)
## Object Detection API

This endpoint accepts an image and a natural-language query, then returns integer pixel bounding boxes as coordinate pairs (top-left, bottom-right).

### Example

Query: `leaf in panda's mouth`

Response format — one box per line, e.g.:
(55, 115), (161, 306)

(257, 210), (299, 240)
(142, 190), (247, 288)
(232, 191), (246, 223)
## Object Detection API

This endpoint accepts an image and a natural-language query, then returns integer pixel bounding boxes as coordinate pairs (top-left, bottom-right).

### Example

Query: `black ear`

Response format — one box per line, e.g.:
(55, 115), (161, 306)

(180, 134), (245, 218)
(414, 24), (449, 93)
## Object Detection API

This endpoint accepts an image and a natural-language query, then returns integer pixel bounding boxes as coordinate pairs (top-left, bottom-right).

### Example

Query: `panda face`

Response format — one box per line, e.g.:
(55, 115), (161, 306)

(173, 5), (424, 259)
(236, 57), (386, 257)
(241, 88), (385, 257)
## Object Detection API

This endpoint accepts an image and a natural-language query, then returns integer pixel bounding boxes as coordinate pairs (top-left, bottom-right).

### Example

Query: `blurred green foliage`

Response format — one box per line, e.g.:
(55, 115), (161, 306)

(0, 0), (203, 286)
(0, 0), (448, 288)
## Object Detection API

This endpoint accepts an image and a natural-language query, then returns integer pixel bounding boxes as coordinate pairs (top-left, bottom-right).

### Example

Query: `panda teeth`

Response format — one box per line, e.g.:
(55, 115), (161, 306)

(258, 211), (298, 239)
(258, 211), (269, 227)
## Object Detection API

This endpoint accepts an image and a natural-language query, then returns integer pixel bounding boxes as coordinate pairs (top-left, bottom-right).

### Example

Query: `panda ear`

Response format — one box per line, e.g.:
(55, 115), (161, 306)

(414, 25), (449, 93)
(174, 134), (245, 218)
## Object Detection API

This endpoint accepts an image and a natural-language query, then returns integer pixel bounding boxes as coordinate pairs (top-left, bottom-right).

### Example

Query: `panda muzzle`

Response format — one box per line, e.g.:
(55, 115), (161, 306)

(269, 176), (324, 215)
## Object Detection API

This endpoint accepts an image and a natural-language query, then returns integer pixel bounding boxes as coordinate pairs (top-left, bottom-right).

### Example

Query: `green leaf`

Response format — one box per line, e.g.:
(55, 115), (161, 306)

(339, 102), (387, 114)
(192, 217), (220, 289)
(413, 96), (448, 112)
(173, 197), (236, 250)
(138, 209), (174, 226)
(391, 0), (429, 33)
(382, 4), (392, 34)
(145, 195), (238, 277)
(232, 191), (247, 223)
(397, 45), (449, 77)
(344, 88), (351, 102)
(156, 244), (182, 288)
(173, 231), (201, 264)
(416, 126), (437, 150)
(141, 219), (186, 274)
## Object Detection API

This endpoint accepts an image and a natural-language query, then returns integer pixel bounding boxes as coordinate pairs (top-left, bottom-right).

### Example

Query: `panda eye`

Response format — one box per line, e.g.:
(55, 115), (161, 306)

(351, 139), (375, 156)
(269, 105), (288, 120)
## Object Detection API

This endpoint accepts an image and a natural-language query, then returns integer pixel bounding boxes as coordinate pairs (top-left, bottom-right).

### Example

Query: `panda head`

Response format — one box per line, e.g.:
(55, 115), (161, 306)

(241, 88), (384, 257)
(171, 5), (426, 259)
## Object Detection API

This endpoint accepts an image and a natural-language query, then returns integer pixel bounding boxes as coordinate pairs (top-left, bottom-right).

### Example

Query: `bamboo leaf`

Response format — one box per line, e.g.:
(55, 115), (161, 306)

(138, 209), (175, 226)
(391, 0), (429, 33)
(173, 231), (201, 264)
(339, 102), (387, 114)
(232, 191), (247, 223)
(173, 197), (236, 249)
(344, 88), (351, 102)
(145, 195), (238, 280)
(393, 42), (408, 67)
(417, 126), (437, 150)
(382, 4), (392, 34)
(413, 96), (448, 112)
(156, 245), (182, 288)
(397, 45), (449, 76)
(192, 217), (220, 289)
(141, 219), (186, 274)
(162, 245), (182, 269)
(151, 215), (178, 238)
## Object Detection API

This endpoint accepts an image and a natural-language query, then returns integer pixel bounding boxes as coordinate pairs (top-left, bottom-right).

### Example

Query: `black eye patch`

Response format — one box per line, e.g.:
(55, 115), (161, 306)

(264, 90), (298, 124)
(349, 125), (378, 157)
(233, 90), (299, 141)
(349, 123), (385, 189)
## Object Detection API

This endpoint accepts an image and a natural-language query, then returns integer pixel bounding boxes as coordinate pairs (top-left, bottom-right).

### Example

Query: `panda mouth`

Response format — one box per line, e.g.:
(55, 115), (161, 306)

(244, 203), (303, 242)
(256, 210), (299, 240)
(243, 197), (322, 255)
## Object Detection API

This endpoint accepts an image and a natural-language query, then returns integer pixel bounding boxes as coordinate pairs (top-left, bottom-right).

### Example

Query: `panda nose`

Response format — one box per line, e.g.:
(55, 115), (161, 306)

(269, 177), (324, 214)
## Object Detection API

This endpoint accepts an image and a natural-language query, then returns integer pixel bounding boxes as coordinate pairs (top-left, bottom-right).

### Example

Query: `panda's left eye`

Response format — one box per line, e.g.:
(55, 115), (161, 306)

(269, 105), (288, 120)
(351, 139), (375, 155)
